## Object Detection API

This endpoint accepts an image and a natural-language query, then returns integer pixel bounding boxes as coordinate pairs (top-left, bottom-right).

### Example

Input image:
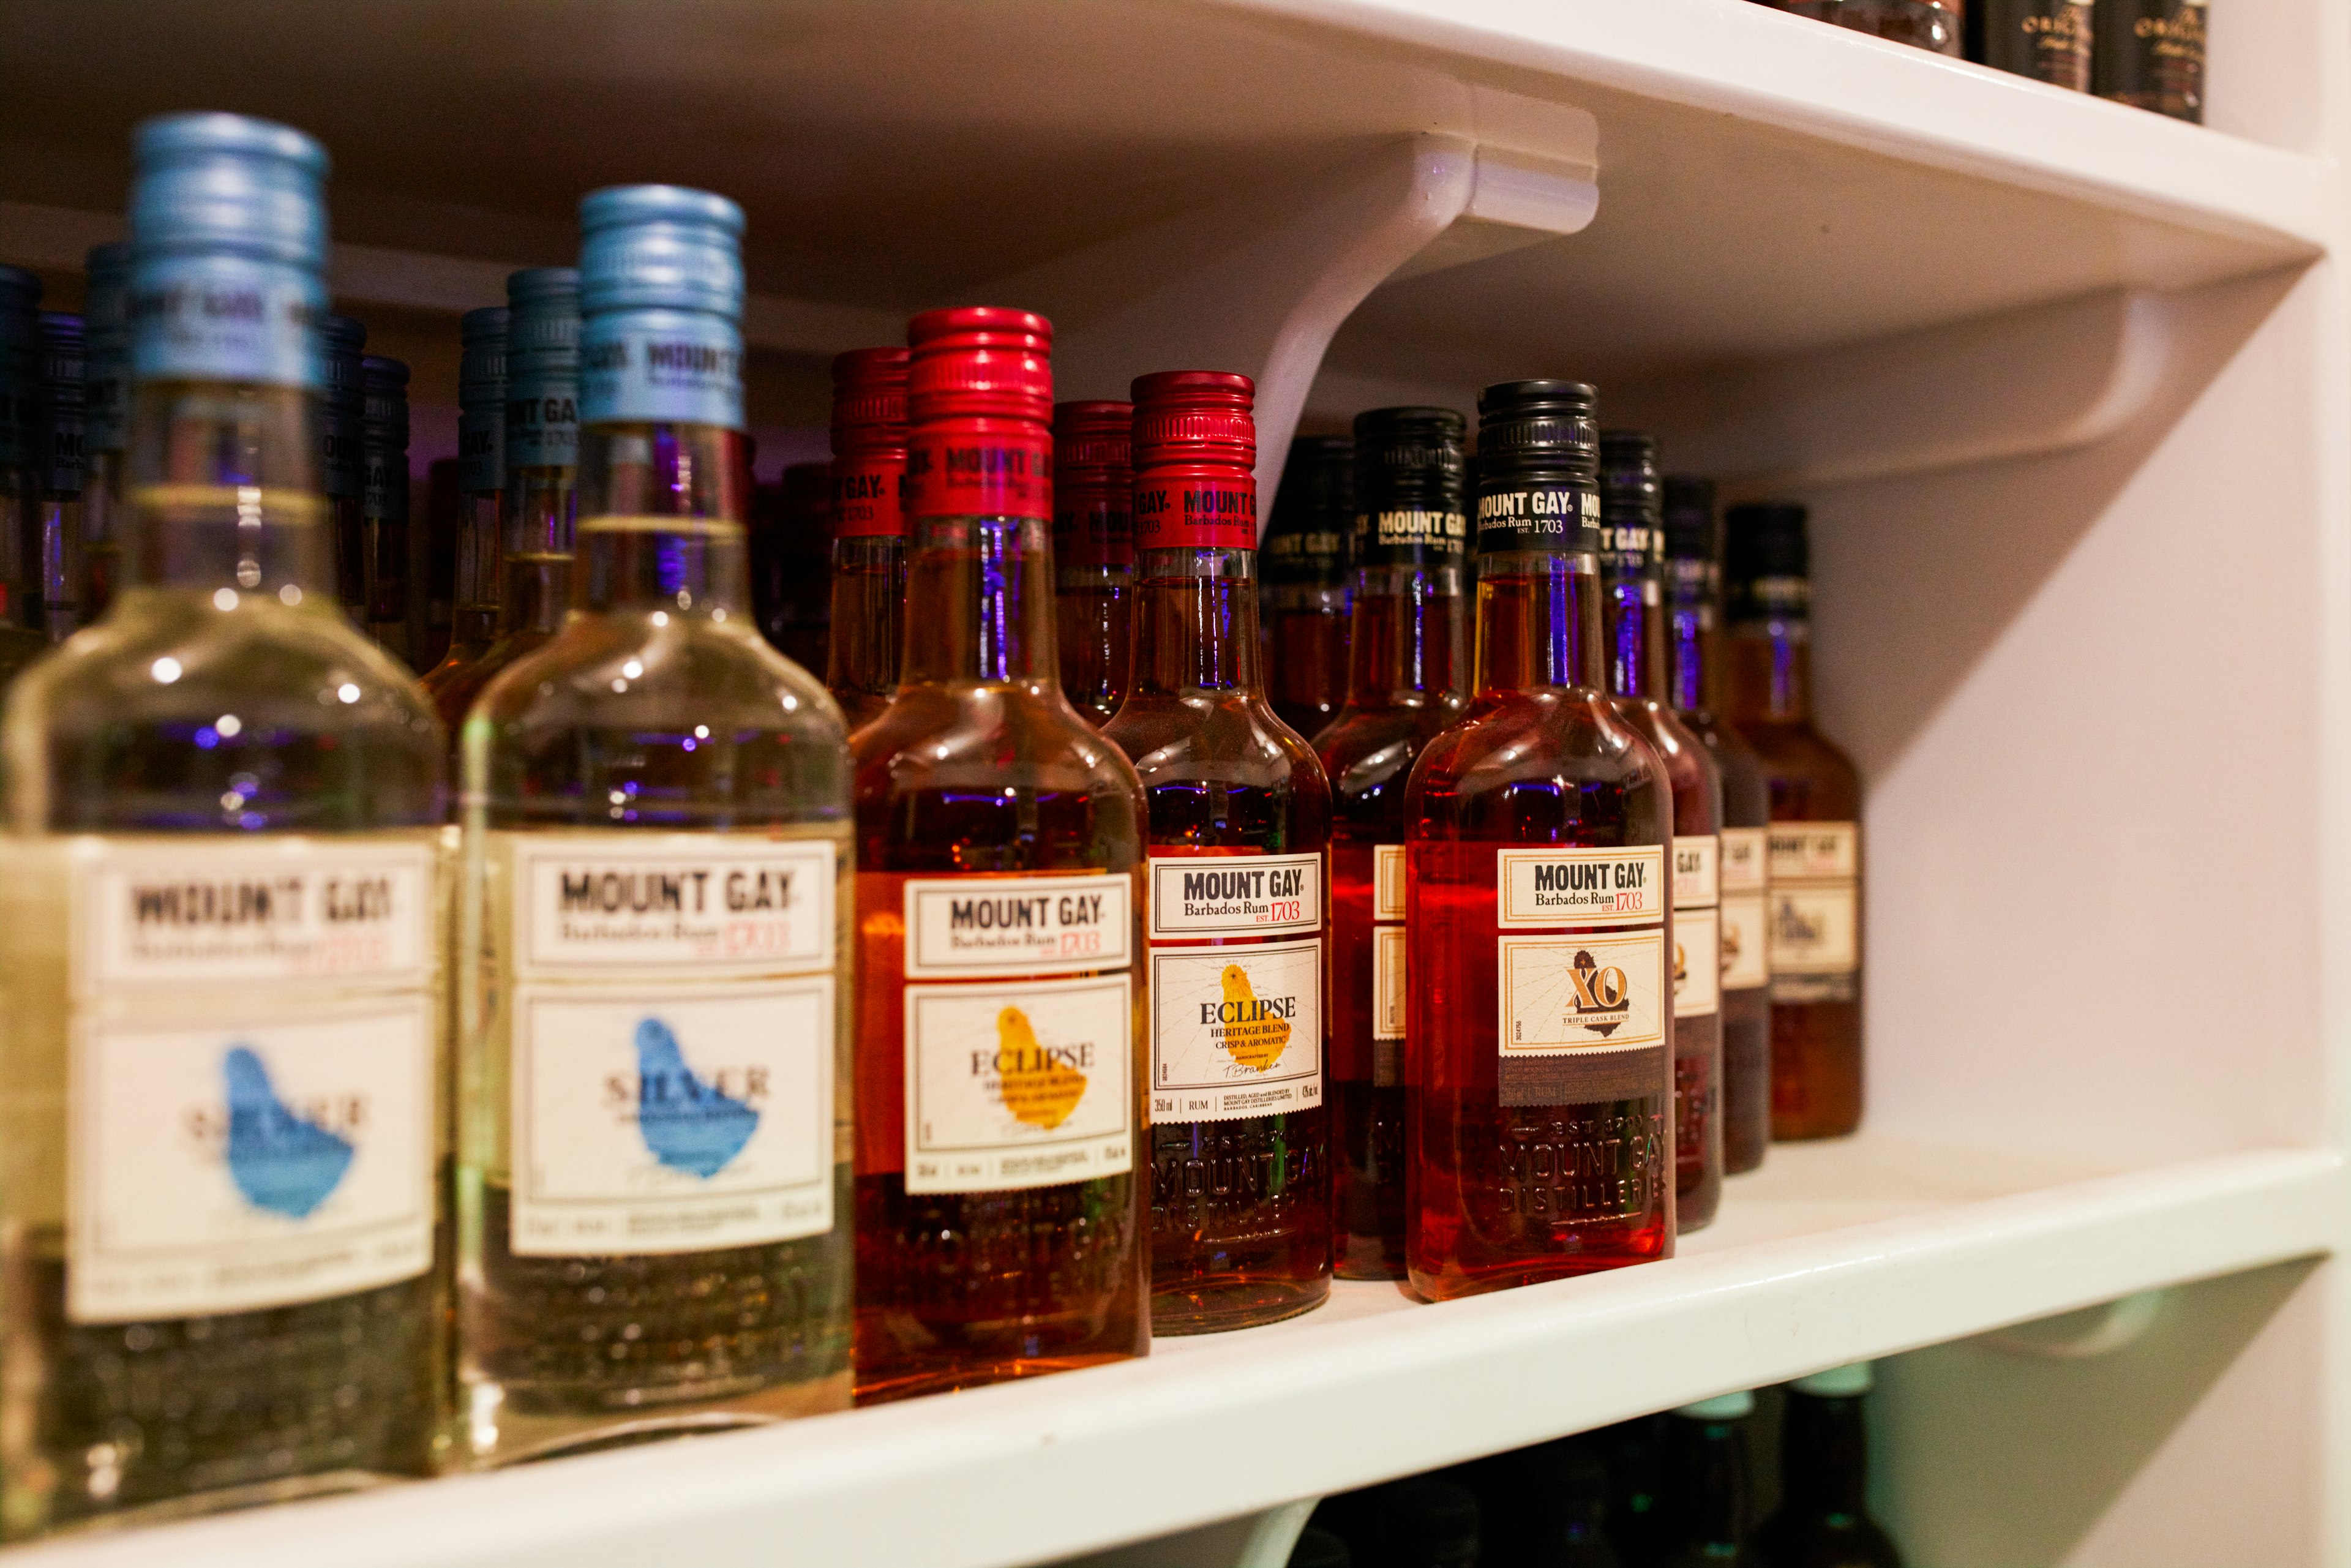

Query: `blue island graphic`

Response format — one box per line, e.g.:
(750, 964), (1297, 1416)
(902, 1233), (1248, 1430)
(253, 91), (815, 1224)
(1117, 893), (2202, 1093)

(222, 1046), (354, 1220)
(632, 1018), (759, 1179)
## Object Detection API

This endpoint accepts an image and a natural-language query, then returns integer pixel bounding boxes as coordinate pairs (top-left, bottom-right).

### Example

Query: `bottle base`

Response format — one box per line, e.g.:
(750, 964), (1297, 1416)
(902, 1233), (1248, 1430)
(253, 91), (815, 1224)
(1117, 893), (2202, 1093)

(460, 1368), (852, 1469)
(853, 1350), (1143, 1407)
(1407, 1245), (1668, 1304)
(1150, 1275), (1330, 1336)
(7, 1469), (405, 1543)
(1334, 1251), (1406, 1283)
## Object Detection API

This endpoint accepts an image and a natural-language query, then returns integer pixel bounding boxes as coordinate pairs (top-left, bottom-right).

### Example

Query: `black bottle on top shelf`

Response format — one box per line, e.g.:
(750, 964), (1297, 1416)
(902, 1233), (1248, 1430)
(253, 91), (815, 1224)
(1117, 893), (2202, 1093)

(1663, 1392), (1761, 1568)
(1757, 1365), (1905, 1568)
(1974, 0), (2094, 91)
(2094, 0), (2205, 122)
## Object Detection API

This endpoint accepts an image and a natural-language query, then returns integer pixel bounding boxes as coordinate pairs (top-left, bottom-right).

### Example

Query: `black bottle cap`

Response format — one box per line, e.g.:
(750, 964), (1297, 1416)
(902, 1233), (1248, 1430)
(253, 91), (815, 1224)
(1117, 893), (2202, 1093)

(1286, 1525), (1352, 1568)
(1264, 434), (1353, 587)
(1474, 379), (1601, 553)
(1598, 428), (1661, 580)
(1723, 500), (1811, 621)
(1663, 475), (1717, 560)
(1352, 407), (1467, 566)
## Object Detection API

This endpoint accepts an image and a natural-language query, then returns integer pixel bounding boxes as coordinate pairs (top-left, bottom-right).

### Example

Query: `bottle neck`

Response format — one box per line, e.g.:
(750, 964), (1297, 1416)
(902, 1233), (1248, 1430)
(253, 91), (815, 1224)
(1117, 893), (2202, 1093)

(573, 422), (748, 618)
(827, 531), (904, 696)
(1348, 561), (1465, 704)
(1605, 572), (1667, 702)
(121, 379), (333, 599)
(901, 513), (1059, 685)
(1667, 571), (1716, 715)
(1473, 548), (1603, 693)
(1725, 611), (1814, 722)
(1130, 545), (1261, 697)
(1679, 1421), (1750, 1548)
(452, 485), (502, 645)
(502, 460), (576, 636)
(1807, 1395), (1871, 1515)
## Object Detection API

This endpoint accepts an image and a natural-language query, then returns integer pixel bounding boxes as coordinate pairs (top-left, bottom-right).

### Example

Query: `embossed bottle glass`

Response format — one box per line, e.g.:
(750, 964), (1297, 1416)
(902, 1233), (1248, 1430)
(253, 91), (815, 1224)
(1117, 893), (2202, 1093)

(1403, 381), (1675, 1300)
(852, 307), (1148, 1401)
(1722, 502), (1862, 1141)
(419, 306), (508, 710)
(1599, 432), (1723, 1231)
(825, 347), (908, 731)
(1262, 434), (1353, 742)
(1052, 399), (1134, 727)
(460, 187), (852, 1463)
(0, 113), (446, 1534)
(1318, 408), (1467, 1281)
(1106, 371), (1332, 1332)
(1663, 477), (1772, 1174)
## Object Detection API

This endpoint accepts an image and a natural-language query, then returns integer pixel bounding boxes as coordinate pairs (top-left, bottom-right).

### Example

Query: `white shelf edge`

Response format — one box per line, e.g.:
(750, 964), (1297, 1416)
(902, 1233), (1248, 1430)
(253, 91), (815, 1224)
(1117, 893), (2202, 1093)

(15, 1144), (2340, 1568)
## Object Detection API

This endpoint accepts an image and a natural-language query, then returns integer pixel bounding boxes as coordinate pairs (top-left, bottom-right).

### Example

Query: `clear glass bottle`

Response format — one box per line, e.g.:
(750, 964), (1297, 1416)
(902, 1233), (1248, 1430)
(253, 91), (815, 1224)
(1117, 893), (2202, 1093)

(0, 268), (47, 685)
(1757, 1365), (1906, 1568)
(419, 306), (507, 717)
(1106, 370), (1333, 1334)
(319, 313), (366, 617)
(37, 312), (86, 643)
(1663, 1393), (1762, 1568)
(78, 242), (131, 625)
(1663, 478), (1771, 1176)
(1600, 433), (1723, 1232)
(1051, 399), (1134, 727)
(0, 111), (446, 1536)
(1722, 503), (1863, 1141)
(359, 354), (411, 666)
(1318, 408), (1468, 1281)
(1262, 434), (1352, 743)
(459, 186), (853, 1463)
(850, 307), (1149, 1401)
(825, 347), (907, 731)
(1404, 381), (1675, 1301)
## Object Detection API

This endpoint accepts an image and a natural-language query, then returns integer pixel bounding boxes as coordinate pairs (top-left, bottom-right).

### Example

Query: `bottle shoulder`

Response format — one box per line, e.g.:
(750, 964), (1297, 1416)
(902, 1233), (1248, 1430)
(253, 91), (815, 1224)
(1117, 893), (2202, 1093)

(1733, 716), (1863, 817)
(475, 613), (847, 744)
(1316, 699), (1463, 817)
(851, 681), (1145, 803)
(1616, 697), (1722, 833)
(1407, 688), (1675, 844)
(1103, 692), (1330, 796)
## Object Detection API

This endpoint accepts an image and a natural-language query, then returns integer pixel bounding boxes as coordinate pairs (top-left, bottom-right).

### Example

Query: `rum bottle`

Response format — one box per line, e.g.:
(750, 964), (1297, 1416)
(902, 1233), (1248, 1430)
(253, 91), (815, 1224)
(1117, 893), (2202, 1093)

(1722, 503), (1862, 1141)
(1404, 380), (1675, 1300)
(754, 460), (833, 672)
(1052, 399), (1134, 726)
(1977, 0), (2093, 90)
(825, 347), (907, 730)
(1663, 478), (1772, 1176)
(0, 112), (446, 1533)
(319, 312), (366, 615)
(1757, 1365), (1905, 1568)
(1663, 1393), (1761, 1568)
(1318, 407), (1468, 1280)
(419, 305), (506, 704)
(38, 311), (86, 640)
(1600, 433), (1723, 1231)
(78, 242), (130, 623)
(1107, 370), (1333, 1333)
(850, 307), (1148, 1400)
(1263, 434), (1352, 741)
(2096, 0), (2204, 121)
(359, 354), (411, 664)
(0, 268), (45, 683)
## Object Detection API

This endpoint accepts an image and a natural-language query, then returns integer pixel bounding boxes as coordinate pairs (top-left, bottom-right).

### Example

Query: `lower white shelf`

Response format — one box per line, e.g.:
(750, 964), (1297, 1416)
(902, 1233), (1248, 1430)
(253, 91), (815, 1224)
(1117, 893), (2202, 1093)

(21, 1135), (2344, 1568)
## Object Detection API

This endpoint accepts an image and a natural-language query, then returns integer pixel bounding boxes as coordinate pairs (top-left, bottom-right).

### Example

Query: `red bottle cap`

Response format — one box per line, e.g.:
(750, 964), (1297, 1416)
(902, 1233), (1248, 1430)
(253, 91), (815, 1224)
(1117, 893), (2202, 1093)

(1054, 400), (1133, 569)
(905, 306), (1054, 520)
(1054, 400), (1133, 477)
(830, 346), (909, 539)
(1130, 369), (1257, 550)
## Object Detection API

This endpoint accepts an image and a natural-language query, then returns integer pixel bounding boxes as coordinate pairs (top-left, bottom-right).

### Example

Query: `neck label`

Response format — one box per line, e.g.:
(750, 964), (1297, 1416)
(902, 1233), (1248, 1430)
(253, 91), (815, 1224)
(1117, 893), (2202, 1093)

(129, 254), (324, 391)
(1133, 474), (1256, 550)
(907, 429), (1052, 522)
(581, 309), (744, 431)
(831, 452), (906, 538)
(1475, 481), (1600, 554)
(1354, 507), (1467, 566)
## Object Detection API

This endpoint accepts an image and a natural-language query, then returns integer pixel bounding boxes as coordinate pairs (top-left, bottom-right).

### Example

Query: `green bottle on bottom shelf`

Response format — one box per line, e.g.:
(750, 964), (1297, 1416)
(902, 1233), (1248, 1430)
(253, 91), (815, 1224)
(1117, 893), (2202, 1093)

(1756, 1365), (1905, 1568)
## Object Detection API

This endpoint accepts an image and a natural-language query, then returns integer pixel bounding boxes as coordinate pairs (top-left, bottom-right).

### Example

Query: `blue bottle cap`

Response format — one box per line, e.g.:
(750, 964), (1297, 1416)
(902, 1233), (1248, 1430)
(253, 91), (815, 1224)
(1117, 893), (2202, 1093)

(40, 312), (85, 495)
(361, 354), (409, 527)
(577, 185), (744, 430)
(82, 243), (132, 452)
(506, 268), (580, 470)
(361, 353), (409, 442)
(459, 306), (508, 402)
(0, 264), (41, 470)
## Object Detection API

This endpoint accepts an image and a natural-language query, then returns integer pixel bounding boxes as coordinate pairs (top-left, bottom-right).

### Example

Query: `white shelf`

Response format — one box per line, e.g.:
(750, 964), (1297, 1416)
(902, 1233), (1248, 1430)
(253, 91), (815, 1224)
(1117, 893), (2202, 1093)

(17, 1137), (2340, 1568)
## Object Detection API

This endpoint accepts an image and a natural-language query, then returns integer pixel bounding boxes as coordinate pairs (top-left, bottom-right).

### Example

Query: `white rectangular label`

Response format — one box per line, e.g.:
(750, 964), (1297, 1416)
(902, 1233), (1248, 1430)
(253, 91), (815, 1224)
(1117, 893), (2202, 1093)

(509, 980), (834, 1256)
(1721, 892), (1770, 991)
(1768, 821), (1859, 883)
(1770, 885), (1859, 976)
(1673, 906), (1720, 1018)
(1149, 937), (1323, 1123)
(904, 873), (1131, 978)
(1496, 846), (1665, 929)
(1673, 835), (1719, 909)
(1373, 844), (1407, 921)
(1373, 925), (1407, 1043)
(78, 836), (434, 991)
(70, 999), (435, 1322)
(1147, 853), (1322, 940)
(904, 974), (1134, 1193)
(511, 834), (836, 979)
(1720, 827), (1768, 895)
(1497, 929), (1667, 1056)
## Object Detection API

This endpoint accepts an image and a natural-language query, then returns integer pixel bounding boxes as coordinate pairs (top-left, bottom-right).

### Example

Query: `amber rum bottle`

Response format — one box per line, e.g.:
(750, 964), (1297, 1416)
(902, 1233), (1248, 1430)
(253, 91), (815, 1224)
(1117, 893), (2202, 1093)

(1104, 370), (1332, 1332)
(1318, 407), (1468, 1280)
(825, 347), (908, 731)
(1052, 399), (1134, 726)
(1723, 503), (1862, 1140)
(1404, 381), (1674, 1300)
(850, 307), (1148, 1400)
(1664, 477), (1772, 1176)
(1598, 434), (1723, 1232)
(1263, 433), (1353, 741)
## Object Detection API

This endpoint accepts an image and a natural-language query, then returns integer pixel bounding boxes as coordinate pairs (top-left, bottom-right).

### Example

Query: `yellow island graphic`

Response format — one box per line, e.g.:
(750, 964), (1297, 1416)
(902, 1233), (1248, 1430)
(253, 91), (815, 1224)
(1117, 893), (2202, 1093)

(1218, 963), (1291, 1072)
(994, 1006), (1089, 1130)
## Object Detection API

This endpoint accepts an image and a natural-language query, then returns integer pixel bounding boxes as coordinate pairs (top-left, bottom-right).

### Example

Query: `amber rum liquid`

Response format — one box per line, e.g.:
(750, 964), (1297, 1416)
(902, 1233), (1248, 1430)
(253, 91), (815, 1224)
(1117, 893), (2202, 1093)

(1052, 400), (1133, 727)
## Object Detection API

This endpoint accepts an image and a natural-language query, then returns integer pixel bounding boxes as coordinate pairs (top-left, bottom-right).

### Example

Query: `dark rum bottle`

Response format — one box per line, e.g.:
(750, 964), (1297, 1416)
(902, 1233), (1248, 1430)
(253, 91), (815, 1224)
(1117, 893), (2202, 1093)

(1600, 433), (1723, 1231)
(2096, 0), (2205, 121)
(420, 306), (507, 708)
(756, 461), (833, 672)
(1979, 0), (2093, 89)
(1664, 478), (1772, 1176)
(320, 313), (366, 616)
(1052, 399), (1134, 726)
(1404, 380), (1675, 1300)
(1106, 370), (1333, 1332)
(1262, 434), (1352, 741)
(77, 242), (129, 624)
(825, 347), (908, 731)
(1663, 1393), (1761, 1568)
(0, 270), (48, 683)
(1318, 407), (1468, 1280)
(37, 311), (85, 640)
(359, 354), (411, 664)
(1723, 503), (1862, 1141)
(851, 307), (1149, 1400)
(1757, 1365), (1905, 1568)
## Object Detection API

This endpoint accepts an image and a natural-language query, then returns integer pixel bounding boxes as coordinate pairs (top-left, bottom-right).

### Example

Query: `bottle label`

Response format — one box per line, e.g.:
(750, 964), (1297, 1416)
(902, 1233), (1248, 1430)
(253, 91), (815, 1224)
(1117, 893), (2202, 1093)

(1721, 827), (1768, 895)
(1672, 835), (1719, 1020)
(1054, 494), (1133, 569)
(45, 337), (85, 495)
(1263, 525), (1347, 579)
(1474, 480), (1601, 554)
(129, 253), (324, 391)
(832, 452), (906, 538)
(64, 835), (438, 1323)
(361, 445), (406, 529)
(84, 283), (130, 453)
(1371, 844), (1406, 1078)
(1353, 506), (1468, 566)
(903, 872), (1131, 978)
(580, 309), (744, 431)
(1719, 826), (1769, 992)
(1496, 845), (1665, 929)
(1768, 821), (1859, 999)
(506, 375), (580, 471)
(1133, 473), (1256, 551)
(1490, 844), (1668, 1106)
(906, 429), (1051, 522)
(1598, 517), (1659, 579)
(502, 833), (841, 1257)
(1147, 850), (1324, 1125)
(1497, 930), (1668, 1057)
(459, 403), (504, 494)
